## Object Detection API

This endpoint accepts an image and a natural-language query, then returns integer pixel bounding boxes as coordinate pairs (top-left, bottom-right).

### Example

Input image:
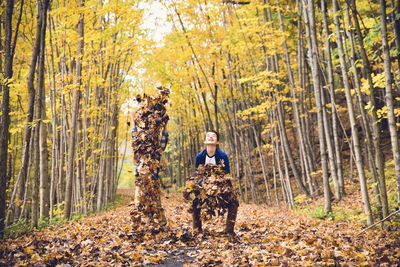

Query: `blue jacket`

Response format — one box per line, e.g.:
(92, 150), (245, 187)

(195, 149), (230, 174)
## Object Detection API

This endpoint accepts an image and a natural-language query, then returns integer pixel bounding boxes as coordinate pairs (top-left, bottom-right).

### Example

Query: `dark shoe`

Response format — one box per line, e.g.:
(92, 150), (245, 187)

(224, 222), (235, 235)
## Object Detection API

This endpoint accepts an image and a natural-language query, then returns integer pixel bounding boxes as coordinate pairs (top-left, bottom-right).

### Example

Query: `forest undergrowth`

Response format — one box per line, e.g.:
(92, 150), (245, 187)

(1, 189), (400, 266)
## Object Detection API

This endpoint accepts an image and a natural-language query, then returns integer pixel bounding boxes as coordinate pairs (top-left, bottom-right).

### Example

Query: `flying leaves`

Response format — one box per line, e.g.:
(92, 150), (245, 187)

(183, 163), (238, 220)
(130, 86), (170, 227)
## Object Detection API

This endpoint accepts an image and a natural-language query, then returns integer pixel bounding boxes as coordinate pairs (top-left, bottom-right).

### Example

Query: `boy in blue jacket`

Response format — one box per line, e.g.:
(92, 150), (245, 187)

(193, 130), (238, 235)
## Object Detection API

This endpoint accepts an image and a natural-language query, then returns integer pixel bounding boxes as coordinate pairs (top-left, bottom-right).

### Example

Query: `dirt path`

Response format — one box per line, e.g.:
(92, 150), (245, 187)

(1, 192), (399, 266)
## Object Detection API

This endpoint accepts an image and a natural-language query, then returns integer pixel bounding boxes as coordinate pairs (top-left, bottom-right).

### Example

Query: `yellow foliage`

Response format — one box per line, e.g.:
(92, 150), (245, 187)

(371, 72), (386, 89)
(377, 106), (388, 119)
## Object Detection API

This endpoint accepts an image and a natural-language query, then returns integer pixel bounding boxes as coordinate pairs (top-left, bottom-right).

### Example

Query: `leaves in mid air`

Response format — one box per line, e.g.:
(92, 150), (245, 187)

(183, 163), (238, 221)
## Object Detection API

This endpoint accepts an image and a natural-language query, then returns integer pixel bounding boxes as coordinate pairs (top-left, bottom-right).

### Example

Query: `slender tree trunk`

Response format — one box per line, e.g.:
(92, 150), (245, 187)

(20, 133), (34, 221)
(13, 0), (42, 219)
(390, 0), (400, 76)
(65, 3), (84, 219)
(277, 1), (314, 196)
(350, 0), (388, 218)
(321, 0), (342, 200)
(0, 0), (15, 238)
(276, 98), (309, 197)
(380, 0), (400, 209)
(272, 151), (280, 208)
(48, 14), (58, 219)
(303, 0), (331, 212)
(252, 125), (271, 205)
(31, 122), (40, 227)
(333, 0), (373, 225)
(297, 0), (318, 195)
(345, 3), (384, 219)
(38, 0), (50, 218)
(276, 117), (294, 208)
(32, 0), (50, 225)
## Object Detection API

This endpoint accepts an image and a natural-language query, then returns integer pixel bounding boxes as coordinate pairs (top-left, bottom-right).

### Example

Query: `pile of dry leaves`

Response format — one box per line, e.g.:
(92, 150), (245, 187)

(183, 163), (238, 220)
(130, 86), (169, 226)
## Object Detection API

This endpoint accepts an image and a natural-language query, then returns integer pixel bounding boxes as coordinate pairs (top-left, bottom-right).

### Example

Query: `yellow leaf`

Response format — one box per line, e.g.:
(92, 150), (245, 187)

(25, 246), (34, 254)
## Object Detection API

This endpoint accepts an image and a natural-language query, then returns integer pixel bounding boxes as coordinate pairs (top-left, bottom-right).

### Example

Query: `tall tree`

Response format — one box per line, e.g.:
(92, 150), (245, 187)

(333, 0), (373, 225)
(0, 0), (18, 237)
(38, 0), (50, 219)
(64, 0), (84, 220)
(349, 0), (388, 218)
(302, 0), (331, 212)
(380, 0), (400, 209)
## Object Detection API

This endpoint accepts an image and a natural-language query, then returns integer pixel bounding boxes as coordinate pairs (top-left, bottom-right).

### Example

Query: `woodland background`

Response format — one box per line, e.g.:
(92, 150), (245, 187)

(1, 0), (400, 238)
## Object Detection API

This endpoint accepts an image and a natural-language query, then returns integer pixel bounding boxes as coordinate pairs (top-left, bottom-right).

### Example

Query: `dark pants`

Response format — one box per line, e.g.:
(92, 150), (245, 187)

(192, 200), (239, 234)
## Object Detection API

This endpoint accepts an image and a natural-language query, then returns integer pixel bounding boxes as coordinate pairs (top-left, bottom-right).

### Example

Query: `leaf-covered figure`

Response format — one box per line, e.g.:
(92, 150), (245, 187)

(130, 86), (170, 228)
(183, 163), (238, 221)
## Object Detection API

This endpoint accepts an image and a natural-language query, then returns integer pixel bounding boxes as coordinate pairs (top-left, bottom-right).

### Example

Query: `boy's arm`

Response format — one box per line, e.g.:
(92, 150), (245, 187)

(195, 154), (200, 172)
(160, 128), (169, 151)
(224, 154), (230, 174)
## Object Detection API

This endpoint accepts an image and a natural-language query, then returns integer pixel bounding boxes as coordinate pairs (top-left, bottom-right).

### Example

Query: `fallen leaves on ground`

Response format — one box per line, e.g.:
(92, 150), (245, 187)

(1, 191), (400, 266)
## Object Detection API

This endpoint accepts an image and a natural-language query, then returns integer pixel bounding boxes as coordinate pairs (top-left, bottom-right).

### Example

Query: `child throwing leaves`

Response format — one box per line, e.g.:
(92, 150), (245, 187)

(187, 130), (239, 235)
(129, 87), (170, 226)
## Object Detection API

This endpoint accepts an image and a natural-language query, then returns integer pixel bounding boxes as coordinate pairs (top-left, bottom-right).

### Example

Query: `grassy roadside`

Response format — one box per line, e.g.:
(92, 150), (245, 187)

(293, 161), (400, 229)
(3, 190), (133, 239)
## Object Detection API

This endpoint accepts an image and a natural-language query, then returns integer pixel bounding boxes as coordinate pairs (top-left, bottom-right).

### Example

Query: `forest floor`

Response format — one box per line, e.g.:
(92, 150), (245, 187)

(1, 189), (400, 266)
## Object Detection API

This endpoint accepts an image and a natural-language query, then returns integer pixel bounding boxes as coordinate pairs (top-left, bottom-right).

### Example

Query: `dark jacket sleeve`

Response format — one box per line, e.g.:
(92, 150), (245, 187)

(223, 153), (230, 174)
(160, 130), (169, 151)
(195, 153), (200, 171)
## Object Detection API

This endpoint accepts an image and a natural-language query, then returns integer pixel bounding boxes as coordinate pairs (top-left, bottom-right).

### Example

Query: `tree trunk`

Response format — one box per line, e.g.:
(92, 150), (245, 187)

(13, 0), (42, 219)
(31, 124), (40, 228)
(275, 116), (294, 208)
(350, 0), (389, 218)
(48, 14), (60, 219)
(333, 0), (373, 225)
(38, 0), (50, 218)
(276, 96), (309, 197)
(302, 0), (331, 212)
(277, 1), (315, 196)
(390, 0), (400, 77)
(0, 0), (15, 238)
(252, 125), (271, 205)
(380, 0), (400, 209)
(345, 3), (384, 219)
(64, 4), (84, 219)
(321, 0), (342, 200)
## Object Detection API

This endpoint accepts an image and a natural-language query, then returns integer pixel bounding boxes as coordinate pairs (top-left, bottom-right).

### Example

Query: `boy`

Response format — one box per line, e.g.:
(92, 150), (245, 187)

(193, 130), (238, 234)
